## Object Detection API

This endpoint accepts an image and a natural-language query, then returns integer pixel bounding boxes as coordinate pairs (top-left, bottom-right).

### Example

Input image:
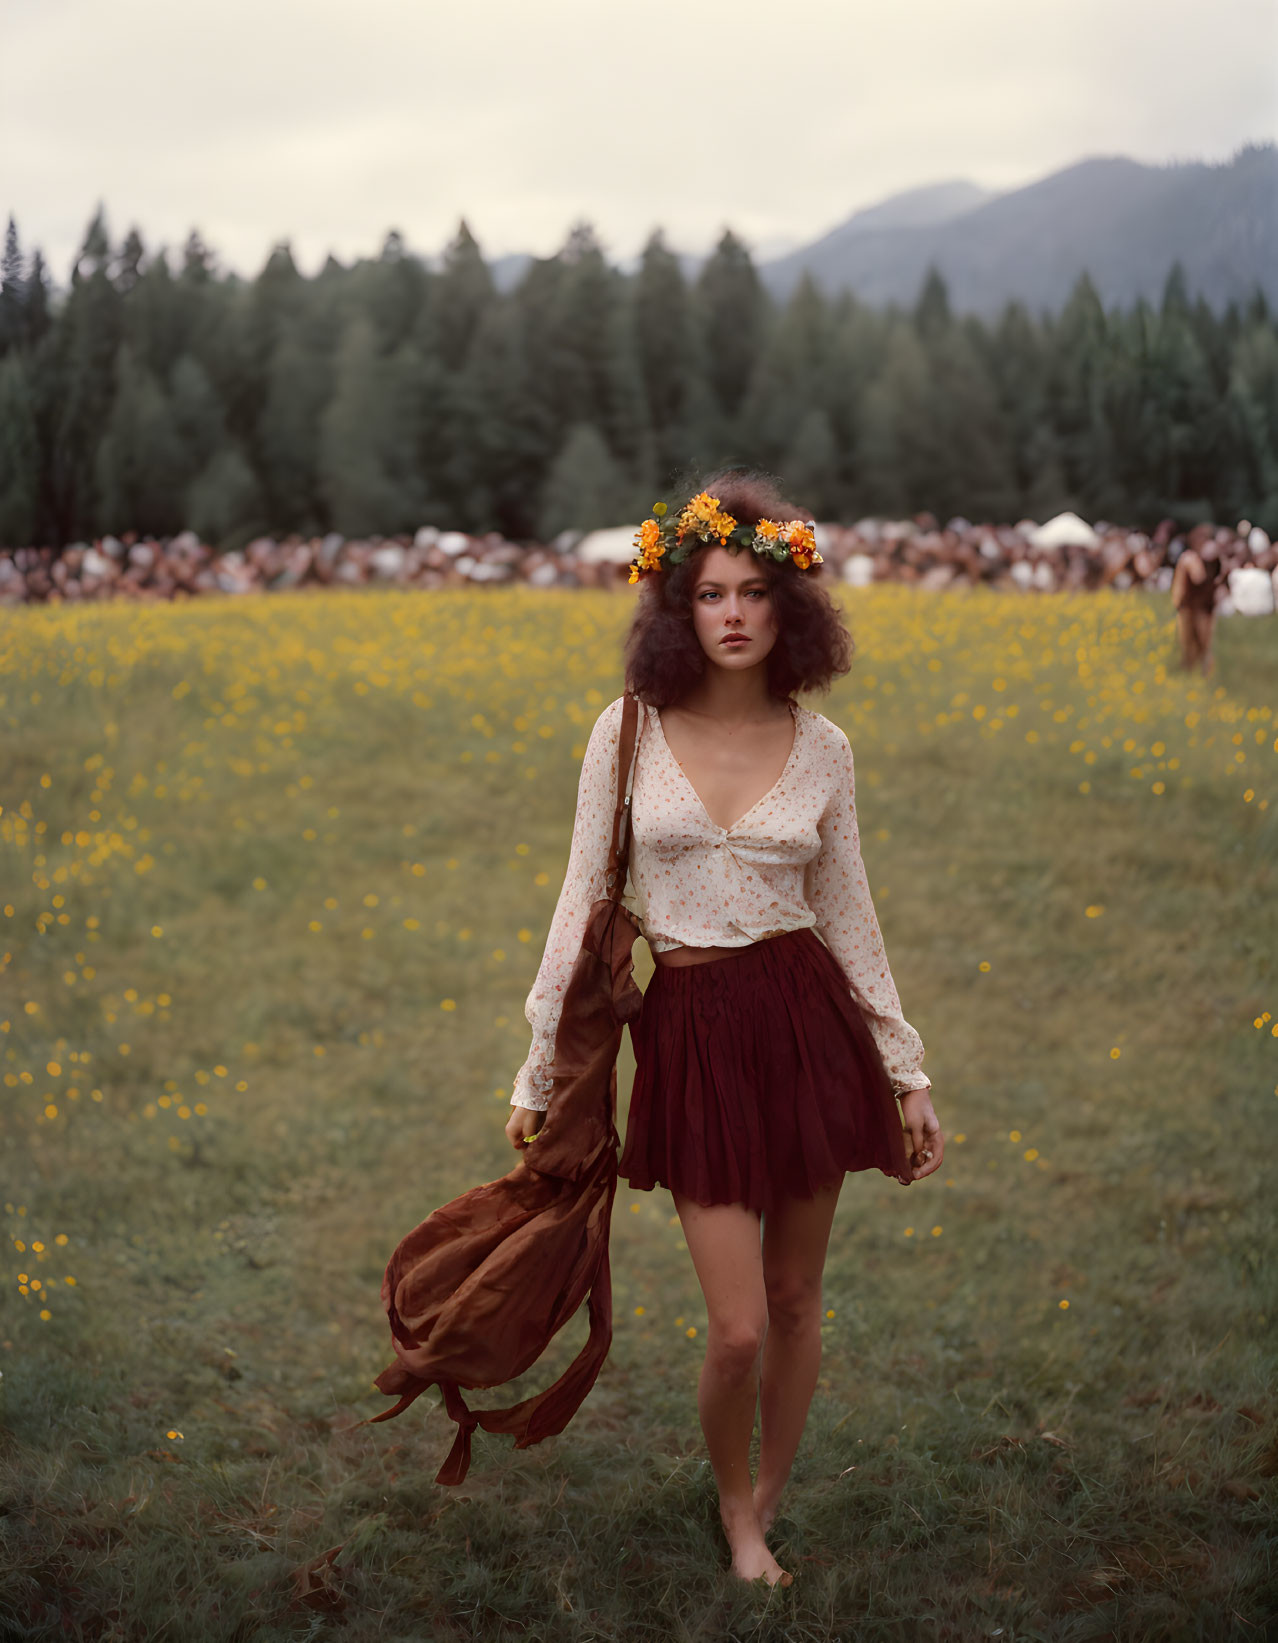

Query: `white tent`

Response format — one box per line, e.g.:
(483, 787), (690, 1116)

(575, 526), (639, 565)
(1028, 512), (1100, 551)
(1228, 565), (1275, 616)
(842, 553), (875, 586)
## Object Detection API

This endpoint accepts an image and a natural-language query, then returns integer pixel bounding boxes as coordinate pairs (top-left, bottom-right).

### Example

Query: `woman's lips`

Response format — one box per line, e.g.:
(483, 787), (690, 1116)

(721, 635), (750, 646)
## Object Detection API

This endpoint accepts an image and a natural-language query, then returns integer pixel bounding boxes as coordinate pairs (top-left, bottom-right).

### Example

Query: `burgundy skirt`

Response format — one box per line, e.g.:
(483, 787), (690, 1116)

(619, 926), (914, 1215)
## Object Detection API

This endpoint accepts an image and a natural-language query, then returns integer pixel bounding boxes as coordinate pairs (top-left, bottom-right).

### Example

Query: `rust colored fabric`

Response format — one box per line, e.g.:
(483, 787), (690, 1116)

(355, 694), (644, 1485)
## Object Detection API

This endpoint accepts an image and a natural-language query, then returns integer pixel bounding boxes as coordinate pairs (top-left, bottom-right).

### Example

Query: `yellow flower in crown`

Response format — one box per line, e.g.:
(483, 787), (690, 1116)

(676, 491), (737, 545)
(628, 516), (666, 583)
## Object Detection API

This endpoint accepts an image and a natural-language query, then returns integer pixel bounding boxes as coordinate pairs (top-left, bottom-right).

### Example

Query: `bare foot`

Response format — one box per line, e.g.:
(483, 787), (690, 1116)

(752, 1479), (783, 1537)
(721, 1500), (792, 1587)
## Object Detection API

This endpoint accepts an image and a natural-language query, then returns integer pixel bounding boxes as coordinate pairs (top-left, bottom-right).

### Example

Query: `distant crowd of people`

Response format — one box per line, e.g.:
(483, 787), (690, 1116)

(2, 512), (1274, 674)
(824, 514), (1274, 602)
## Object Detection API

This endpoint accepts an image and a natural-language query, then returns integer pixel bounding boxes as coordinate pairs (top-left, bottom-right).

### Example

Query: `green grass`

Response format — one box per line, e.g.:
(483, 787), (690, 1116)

(0, 587), (1274, 1642)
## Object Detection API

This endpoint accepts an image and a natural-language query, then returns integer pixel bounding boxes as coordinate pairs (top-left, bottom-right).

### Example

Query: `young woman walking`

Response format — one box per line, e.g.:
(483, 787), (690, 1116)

(504, 470), (943, 1588)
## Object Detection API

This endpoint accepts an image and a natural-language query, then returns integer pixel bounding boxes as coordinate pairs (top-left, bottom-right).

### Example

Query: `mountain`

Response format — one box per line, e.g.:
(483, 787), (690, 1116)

(814, 178), (999, 236)
(759, 145), (1278, 315)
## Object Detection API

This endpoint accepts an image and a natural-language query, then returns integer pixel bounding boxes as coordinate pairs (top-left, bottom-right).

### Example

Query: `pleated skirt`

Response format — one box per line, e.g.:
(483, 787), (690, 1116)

(619, 926), (914, 1216)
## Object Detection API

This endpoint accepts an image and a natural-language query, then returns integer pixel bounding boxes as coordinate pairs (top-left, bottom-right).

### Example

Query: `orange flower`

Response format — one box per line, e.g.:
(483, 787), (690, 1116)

(634, 518), (662, 557)
(677, 491), (737, 544)
(781, 522), (820, 569)
(629, 516), (666, 580)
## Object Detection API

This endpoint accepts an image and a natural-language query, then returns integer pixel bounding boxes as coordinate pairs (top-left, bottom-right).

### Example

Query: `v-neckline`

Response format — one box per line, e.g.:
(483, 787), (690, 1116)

(649, 701), (802, 836)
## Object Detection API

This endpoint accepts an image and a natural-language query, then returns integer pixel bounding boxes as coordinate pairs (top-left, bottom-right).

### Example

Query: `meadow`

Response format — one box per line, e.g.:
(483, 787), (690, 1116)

(1, 583), (1275, 1643)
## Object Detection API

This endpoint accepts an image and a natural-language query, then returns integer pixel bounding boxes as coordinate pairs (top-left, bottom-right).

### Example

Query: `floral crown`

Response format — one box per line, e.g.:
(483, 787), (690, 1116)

(628, 491), (823, 584)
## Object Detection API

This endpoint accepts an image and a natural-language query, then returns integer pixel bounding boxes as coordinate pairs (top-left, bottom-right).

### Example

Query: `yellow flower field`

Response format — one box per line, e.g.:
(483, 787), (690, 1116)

(1, 585), (1274, 1638)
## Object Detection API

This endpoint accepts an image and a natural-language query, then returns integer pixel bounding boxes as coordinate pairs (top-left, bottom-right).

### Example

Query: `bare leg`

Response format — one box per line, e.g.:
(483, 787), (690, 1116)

(753, 1180), (843, 1535)
(671, 1190), (792, 1586)
(1176, 607), (1199, 672)
(1194, 611), (1215, 676)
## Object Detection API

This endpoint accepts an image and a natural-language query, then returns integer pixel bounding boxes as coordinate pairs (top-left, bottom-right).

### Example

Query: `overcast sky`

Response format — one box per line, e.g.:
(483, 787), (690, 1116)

(4, 0), (1276, 284)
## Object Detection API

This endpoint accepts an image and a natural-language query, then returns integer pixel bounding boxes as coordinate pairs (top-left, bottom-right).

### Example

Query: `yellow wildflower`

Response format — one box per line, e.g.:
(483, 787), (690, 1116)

(676, 491), (737, 544)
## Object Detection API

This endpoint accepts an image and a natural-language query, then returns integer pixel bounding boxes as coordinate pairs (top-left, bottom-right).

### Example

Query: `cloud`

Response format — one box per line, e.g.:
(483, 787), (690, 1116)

(3, 0), (1275, 281)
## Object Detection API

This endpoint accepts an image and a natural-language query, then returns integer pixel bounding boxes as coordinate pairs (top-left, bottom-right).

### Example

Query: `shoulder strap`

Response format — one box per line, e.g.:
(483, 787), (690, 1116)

(604, 693), (642, 900)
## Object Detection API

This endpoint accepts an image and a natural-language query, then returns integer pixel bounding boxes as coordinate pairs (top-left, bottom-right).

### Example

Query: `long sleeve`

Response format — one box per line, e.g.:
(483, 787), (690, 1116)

(804, 729), (931, 1097)
(510, 697), (623, 1111)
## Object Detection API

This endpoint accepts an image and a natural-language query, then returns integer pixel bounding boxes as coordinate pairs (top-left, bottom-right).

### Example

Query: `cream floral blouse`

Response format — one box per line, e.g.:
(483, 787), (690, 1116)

(510, 695), (931, 1110)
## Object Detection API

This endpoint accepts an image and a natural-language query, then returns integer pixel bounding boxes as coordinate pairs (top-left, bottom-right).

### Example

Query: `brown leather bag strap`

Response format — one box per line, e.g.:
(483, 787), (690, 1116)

(604, 692), (641, 901)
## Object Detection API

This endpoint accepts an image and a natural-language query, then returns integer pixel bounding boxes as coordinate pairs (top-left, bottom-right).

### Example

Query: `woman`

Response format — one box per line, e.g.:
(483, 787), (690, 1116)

(504, 470), (943, 1588)
(1171, 526), (1225, 675)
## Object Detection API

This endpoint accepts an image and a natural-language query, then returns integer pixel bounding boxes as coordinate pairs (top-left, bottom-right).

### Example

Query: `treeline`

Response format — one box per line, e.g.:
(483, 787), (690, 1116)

(1, 209), (1277, 549)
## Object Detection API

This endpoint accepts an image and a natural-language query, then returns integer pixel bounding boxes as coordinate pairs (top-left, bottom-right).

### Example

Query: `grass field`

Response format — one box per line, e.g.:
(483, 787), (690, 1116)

(1, 584), (1275, 1642)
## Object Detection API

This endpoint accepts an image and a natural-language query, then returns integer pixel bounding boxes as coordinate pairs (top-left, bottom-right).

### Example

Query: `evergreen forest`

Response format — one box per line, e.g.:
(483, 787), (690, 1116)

(1, 209), (1276, 550)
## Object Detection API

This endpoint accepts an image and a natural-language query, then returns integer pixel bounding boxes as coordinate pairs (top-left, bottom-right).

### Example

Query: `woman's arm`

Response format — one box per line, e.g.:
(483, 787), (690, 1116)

(509, 696), (624, 1114)
(804, 728), (931, 1098)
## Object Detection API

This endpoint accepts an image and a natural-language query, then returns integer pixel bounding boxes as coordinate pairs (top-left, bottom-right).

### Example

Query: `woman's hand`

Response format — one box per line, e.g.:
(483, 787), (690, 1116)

(898, 1086), (943, 1181)
(505, 1102), (547, 1153)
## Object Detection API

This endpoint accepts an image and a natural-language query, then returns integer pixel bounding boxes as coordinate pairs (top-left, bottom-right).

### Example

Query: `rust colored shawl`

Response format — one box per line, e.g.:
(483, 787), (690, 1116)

(355, 693), (644, 1485)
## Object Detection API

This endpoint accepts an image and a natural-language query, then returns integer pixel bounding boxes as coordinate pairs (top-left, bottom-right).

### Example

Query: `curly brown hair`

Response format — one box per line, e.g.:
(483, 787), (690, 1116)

(622, 466), (854, 707)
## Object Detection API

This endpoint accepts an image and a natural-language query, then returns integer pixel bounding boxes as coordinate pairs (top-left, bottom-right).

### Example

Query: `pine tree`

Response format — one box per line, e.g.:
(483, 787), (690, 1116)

(237, 245), (332, 533)
(545, 222), (646, 470)
(781, 408), (839, 518)
(364, 228), (430, 352)
(914, 265), (952, 342)
(319, 313), (416, 536)
(537, 422), (626, 539)
(186, 446), (264, 546)
(51, 207), (125, 540)
(828, 294), (887, 515)
(465, 298), (553, 537)
(696, 231), (768, 436)
(170, 353), (230, 480)
(181, 229), (216, 283)
(173, 234), (232, 407)
(429, 220), (494, 371)
(634, 230), (701, 477)
(1048, 273), (1112, 512)
(1223, 322), (1278, 531)
(1, 217), (25, 355)
(1161, 262), (1192, 320)
(128, 250), (184, 382)
(852, 324), (942, 517)
(94, 345), (186, 535)
(1113, 299), (1218, 518)
(741, 274), (833, 472)
(257, 319), (329, 533)
(0, 352), (39, 545)
(24, 250), (51, 348)
(927, 323), (1017, 521)
(113, 228), (146, 298)
(990, 302), (1066, 518)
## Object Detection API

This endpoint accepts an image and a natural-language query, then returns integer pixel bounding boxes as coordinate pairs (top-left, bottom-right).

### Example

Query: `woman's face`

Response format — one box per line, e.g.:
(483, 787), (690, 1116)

(688, 546), (780, 673)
